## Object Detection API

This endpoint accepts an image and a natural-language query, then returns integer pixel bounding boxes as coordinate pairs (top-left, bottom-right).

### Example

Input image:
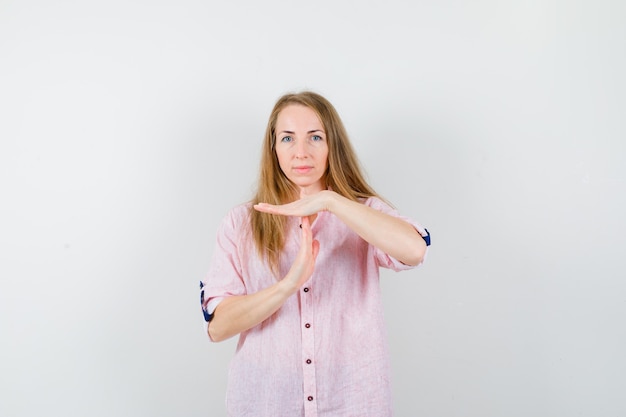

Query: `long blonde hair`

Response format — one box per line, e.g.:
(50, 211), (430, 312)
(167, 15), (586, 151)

(251, 91), (380, 272)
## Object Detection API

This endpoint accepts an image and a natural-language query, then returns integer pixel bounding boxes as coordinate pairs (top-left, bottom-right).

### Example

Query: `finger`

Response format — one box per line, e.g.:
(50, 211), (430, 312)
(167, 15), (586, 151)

(300, 216), (311, 237)
(253, 203), (278, 213)
(302, 217), (316, 254)
(254, 202), (295, 216)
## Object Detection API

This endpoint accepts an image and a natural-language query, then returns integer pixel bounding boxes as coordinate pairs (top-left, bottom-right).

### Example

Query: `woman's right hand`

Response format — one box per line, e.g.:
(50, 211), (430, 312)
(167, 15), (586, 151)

(283, 216), (320, 291)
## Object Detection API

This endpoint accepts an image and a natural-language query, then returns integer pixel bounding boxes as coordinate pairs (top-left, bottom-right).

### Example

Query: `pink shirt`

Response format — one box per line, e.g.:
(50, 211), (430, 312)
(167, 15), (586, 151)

(201, 197), (429, 417)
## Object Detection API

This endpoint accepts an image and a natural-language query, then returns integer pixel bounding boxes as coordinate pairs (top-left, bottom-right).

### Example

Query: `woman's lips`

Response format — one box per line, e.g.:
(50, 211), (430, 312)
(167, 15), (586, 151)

(294, 166), (313, 174)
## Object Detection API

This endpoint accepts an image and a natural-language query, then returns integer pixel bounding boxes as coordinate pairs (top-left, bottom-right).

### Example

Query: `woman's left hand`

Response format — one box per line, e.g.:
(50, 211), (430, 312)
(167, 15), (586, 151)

(254, 190), (335, 217)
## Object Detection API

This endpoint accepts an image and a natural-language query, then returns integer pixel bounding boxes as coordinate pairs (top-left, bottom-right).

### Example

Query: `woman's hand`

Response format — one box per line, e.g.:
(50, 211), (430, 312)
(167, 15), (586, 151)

(283, 216), (320, 291)
(253, 190), (335, 217)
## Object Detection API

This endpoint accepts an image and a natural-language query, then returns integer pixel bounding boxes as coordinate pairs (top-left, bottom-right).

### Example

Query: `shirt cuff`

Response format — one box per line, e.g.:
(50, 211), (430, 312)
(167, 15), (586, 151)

(206, 297), (224, 317)
(200, 281), (225, 323)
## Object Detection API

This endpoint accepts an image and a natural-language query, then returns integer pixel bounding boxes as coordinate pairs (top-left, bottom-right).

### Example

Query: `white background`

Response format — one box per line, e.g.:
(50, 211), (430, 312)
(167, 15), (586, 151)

(1, 1), (625, 416)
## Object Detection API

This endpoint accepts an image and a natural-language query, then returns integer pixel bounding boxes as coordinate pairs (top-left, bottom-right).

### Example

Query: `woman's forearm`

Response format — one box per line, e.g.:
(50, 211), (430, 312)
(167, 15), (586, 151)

(327, 192), (427, 266)
(208, 279), (296, 342)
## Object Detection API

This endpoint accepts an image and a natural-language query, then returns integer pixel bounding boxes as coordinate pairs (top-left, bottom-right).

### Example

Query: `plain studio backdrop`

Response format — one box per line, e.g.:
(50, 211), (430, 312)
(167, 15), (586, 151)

(1, 1), (625, 416)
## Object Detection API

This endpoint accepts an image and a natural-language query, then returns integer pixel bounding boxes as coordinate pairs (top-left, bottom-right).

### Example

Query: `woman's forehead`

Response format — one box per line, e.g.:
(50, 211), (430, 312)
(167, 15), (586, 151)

(276, 104), (324, 131)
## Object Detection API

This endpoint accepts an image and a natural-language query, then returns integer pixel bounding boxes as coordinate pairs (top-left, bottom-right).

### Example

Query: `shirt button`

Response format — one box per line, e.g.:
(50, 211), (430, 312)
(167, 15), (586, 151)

(305, 323), (311, 328)
(307, 396), (314, 401)
(306, 359), (312, 364)
(303, 287), (309, 292)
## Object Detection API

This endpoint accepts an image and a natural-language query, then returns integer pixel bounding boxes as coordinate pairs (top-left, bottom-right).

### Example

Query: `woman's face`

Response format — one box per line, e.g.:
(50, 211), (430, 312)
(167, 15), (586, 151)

(274, 104), (329, 196)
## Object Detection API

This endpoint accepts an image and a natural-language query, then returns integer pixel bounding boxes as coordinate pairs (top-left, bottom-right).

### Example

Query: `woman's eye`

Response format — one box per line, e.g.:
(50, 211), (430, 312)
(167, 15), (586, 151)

(281, 136), (292, 143)
(311, 135), (323, 141)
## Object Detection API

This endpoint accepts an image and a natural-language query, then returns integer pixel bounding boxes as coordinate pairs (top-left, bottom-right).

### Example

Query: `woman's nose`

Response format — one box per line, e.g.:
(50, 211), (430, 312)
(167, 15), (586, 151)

(294, 140), (308, 158)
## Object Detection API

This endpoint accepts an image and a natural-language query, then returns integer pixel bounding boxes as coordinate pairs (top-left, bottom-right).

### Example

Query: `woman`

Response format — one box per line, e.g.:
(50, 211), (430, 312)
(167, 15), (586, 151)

(200, 91), (430, 416)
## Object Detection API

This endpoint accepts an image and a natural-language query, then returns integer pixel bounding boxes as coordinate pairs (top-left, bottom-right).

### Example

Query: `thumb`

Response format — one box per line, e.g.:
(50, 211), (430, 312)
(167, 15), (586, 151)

(311, 239), (320, 262)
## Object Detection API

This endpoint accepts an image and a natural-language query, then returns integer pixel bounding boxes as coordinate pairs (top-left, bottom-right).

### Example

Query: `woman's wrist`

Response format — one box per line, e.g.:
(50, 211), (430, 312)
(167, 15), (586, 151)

(323, 189), (342, 213)
(277, 273), (300, 297)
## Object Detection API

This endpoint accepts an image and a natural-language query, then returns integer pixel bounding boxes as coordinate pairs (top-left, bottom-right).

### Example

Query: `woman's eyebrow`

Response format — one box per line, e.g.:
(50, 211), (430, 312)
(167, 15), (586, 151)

(278, 129), (325, 135)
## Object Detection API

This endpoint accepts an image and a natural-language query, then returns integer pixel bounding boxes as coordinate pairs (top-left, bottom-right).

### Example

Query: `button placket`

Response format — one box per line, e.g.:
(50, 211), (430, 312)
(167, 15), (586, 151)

(300, 283), (317, 417)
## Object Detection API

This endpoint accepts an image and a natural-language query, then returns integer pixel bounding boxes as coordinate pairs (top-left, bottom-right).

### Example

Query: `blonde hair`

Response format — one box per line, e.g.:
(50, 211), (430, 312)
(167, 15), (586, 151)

(251, 91), (380, 272)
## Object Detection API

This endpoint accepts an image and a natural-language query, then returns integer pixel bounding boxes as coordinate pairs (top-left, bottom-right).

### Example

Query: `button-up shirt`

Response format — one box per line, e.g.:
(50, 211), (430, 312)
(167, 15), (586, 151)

(201, 197), (429, 417)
